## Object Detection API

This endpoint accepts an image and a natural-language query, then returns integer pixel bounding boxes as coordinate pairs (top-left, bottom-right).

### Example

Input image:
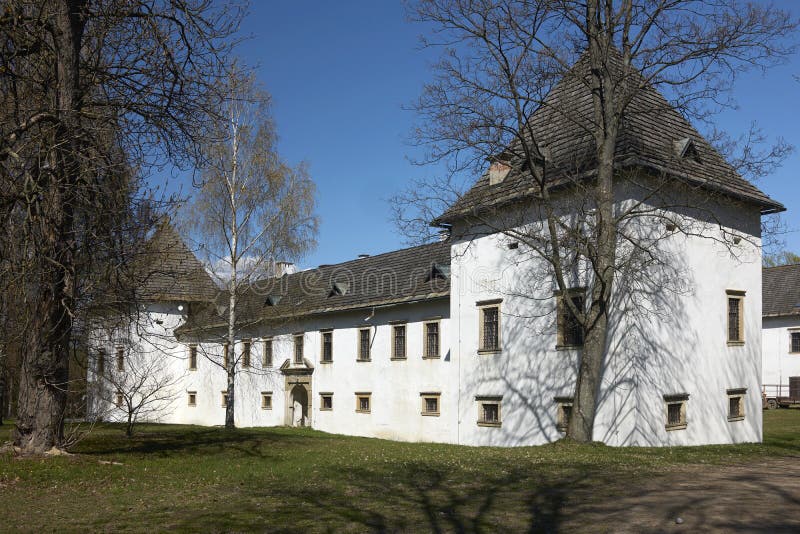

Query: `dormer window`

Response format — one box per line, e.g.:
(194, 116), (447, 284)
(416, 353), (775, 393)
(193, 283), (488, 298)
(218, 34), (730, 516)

(488, 160), (511, 185)
(427, 263), (450, 282)
(328, 281), (350, 297)
(674, 138), (701, 162)
(264, 295), (282, 306)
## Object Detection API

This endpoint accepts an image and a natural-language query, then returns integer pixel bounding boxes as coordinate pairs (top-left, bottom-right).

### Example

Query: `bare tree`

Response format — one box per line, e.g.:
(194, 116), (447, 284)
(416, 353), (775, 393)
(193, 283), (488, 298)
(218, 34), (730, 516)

(764, 250), (800, 267)
(190, 70), (318, 429)
(396, 0), (797, 442)
(0, 0), (243, 454)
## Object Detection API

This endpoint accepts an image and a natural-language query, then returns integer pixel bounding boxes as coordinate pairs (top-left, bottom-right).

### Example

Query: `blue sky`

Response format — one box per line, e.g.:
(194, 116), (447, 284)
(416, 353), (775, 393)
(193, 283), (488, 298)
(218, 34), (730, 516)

(217, 1), (800, 269)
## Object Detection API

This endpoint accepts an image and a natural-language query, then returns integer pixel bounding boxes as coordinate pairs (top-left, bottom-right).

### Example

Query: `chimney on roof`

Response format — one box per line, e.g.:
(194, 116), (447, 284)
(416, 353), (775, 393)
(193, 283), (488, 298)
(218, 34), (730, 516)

(275, 261), (296, 277)
(358, 254), (370, 259)
(488, 159), (511, 185)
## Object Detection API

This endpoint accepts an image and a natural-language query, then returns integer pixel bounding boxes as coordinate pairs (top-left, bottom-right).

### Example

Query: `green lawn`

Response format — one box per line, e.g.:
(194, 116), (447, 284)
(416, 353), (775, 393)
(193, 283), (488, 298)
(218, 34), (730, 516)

(1, 410), (799, 532)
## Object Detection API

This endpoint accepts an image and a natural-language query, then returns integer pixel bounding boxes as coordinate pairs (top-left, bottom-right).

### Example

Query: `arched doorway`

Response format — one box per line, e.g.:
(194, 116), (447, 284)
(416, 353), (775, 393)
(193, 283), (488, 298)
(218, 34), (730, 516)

(290, 385), (309, 427)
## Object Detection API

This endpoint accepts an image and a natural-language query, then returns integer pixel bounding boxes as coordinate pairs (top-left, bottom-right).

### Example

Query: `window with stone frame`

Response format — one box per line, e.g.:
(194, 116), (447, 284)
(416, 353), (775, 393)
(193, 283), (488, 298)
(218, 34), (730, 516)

(187, 391), (197, 407)
(97, 350), (106, 375)
(263, 338), (273, 367)
(358, 328), (371, 361)
(356, 392), (371, 413)
(791, 331), (800, 354)
(421, 392), (440, 416)
(555, 397), (573, 432)
(423, 320), (440, 359)
(727, 388), (746, 422)
(188, 345), (198, 370)
(115, 391), (124, 408)
(221, 391), (229, 407)
(320, 393), (333, 411)
(476, 396), (502, 426)
(320, 330), (333, 363)
(116, 347), (125, 371)
(242, 340), (251, 368)
(294, 334), (304, 364)
(664, 393), (689, 430)
(261, 392), (272, 410)
(392, 324), (407, 360)
(478, 300), (502, 352)
(223, 343), (230, 368)
(557, 290), (585, 347)
(727, 290), (745, 344)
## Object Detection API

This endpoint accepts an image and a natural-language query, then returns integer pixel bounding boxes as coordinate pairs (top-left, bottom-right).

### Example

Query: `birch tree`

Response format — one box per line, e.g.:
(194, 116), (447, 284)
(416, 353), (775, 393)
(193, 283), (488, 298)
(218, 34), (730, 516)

(192, 71), (318, 429)
(396, 0), (797, 442)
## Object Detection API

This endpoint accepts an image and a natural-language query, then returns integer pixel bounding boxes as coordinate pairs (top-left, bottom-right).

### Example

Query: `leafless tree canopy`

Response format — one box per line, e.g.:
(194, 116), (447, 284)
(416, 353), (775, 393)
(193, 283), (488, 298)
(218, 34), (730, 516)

(0, 0), (243, 453)
(396, 0), (797, 441)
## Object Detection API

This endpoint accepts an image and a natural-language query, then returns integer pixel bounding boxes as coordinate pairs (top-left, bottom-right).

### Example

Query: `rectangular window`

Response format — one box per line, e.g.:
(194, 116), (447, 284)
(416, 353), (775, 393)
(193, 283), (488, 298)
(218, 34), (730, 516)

(97, 350), (105, 375)
(320, 393), (333, 411)
(476, 396), (502, 427)
(223, 343), (230, 368)
(263, 338), (273, 367)
(727, 388), (746, 422)
(358, 328), (371, 361)
(356, 392), (371, 413)
(392, 324), (406, 360)
(321, 331), (333, 363)
(421, 393), (440, 416)
(791, 332), (800, 354)
(664, 393), (689, 430)
(557, 290), (585, 347)
(188, 391), (197, 407)
(261, 392), (272, 410)
(116, 347), (125, 372)
(221, 391), (228, 407)
(727, 290), (745, 344)
(478, 300), (501, 352)
(555, 397), (573, 432)
(189, 345), (197, 370)
(424, 321), (440, 359)
(242, 340), (251, 368)
(294, 334), (304, 364)
(115, 392), (123, 408)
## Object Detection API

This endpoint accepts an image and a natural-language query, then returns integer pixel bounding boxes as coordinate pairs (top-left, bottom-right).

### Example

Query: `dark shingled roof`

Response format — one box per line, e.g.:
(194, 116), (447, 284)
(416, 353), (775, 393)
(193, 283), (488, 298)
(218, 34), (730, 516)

(177, 241), (451, 334)
(763, 264), (800, 318)
(137, 223), (219, 303)
(434, 54), (783, 225)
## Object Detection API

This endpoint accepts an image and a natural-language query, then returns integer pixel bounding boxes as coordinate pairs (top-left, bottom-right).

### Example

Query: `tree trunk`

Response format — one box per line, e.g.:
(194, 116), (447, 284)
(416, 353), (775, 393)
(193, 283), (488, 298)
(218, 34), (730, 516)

(13, 0), (84, 454)
(567, 5), (618, 442)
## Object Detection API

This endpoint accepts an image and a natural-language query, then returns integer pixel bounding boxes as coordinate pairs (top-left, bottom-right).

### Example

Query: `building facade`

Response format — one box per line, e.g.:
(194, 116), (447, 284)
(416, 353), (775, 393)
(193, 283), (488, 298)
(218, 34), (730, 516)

(88, 59), (782, 447)
(762, 264), (800, 404)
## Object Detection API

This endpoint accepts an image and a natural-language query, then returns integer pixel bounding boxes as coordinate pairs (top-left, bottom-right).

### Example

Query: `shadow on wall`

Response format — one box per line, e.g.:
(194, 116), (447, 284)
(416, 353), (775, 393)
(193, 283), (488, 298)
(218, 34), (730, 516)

(461, 206), (757, 446)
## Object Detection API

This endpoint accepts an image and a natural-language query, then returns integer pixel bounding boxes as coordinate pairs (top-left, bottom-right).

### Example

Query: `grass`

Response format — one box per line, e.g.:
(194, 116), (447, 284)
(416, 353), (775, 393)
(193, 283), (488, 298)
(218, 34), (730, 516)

(1, 410), (799, 532)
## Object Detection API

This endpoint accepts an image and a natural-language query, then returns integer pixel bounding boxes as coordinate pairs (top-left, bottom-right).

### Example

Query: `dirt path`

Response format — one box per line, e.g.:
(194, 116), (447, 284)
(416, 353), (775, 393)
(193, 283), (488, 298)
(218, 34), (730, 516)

(571, 458), (800, 533)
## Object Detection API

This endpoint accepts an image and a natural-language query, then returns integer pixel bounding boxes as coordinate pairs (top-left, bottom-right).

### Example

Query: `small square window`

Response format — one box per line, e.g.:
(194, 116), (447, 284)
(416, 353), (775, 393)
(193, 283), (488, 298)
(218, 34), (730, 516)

(221, 391), (229, 408)
(263, 338), (273, 367)
(664, 393), (688, 430)
(476, 396), (502, 427)
(115, 392), (124, 408)
(261, 392), (272, 410)
(423, 321), (440, 359)
(392, 324), (407, 360)
(421, 393), (440, 416)
(358, 329), (371, 361)
(320, 393), (333, 411)
(188, 345), (198, 370)
(116, 347), (125, 372)
(555, 397), (573, 432)
(356, 392), (371, 413)
(790, 332), (800, 354)
(188, 391), (197, 407)
(242, 340), (251, 368)
(321, 331), (333, 363)
(727, 388), (746, 422)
